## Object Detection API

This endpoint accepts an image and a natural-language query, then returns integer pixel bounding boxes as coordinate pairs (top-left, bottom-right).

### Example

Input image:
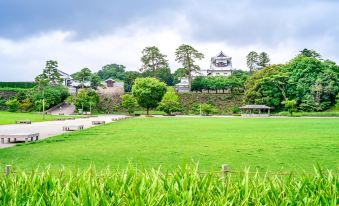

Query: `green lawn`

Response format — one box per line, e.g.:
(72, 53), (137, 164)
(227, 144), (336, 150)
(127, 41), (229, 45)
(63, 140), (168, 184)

(0, 117), (338, 172)
(0, 111), (76, 125)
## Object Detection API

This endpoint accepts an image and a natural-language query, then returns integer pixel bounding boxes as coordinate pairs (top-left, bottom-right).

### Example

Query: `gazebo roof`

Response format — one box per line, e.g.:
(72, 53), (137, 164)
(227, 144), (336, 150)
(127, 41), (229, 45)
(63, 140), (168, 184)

(239, 105), (271, 109)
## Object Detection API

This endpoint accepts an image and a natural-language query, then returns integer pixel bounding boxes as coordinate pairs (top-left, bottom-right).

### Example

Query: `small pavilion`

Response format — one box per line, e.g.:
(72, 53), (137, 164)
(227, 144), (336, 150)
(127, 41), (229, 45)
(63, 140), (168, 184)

(239, 105), (272, 117)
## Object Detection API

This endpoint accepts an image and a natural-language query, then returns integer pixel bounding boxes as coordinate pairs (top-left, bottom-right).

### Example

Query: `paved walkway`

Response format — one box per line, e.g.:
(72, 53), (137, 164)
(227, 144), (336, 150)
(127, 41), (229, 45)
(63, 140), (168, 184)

(49, 103), (76, 115)
(0, 115), (127, 149)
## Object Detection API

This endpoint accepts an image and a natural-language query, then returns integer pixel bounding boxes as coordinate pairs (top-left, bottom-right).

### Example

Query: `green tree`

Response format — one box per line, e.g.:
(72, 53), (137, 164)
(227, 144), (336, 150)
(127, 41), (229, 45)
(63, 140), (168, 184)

(142, 67), (174, 86)
(158, 87), (181, 115)
(282, 56), (339, 111)
(132, 77), (167, 115)
(90, 74), (102, 90)
(71, 68), (92, 88)
(175, 44), (204, 91)
(124, 71), (142, 92)
(335, 94), (339, 110)
(73, 89), (99, 113)
(299, 48), (321, 59)
(258, 52), (270, 68)
(246, 51), (259, 72)
(173, 68), (187, 84)
(97, 64), (126, 80)
(121, 94), (138, 115)
(282, 99), (297, 116)
(244, 65), (287, 109)
(191, 76), (205, 92)
(140, 46), (168, 77)
(35, 60), (63, 85)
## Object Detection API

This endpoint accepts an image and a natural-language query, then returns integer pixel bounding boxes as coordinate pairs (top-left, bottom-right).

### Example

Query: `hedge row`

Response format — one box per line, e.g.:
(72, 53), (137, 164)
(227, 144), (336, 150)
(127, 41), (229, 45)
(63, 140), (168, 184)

(0, 82), (36, 89)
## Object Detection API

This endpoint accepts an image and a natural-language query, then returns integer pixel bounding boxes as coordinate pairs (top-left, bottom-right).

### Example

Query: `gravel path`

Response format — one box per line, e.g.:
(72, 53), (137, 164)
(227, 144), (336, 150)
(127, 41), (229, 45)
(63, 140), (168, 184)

(0, 115), (127, 149)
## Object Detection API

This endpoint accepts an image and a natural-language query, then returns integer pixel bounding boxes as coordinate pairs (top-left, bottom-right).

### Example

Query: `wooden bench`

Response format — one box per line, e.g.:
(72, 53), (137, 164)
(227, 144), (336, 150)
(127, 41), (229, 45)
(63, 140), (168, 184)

(59, 113), (64, 115)
(63, 125), (84, 131)
(15, 120), (32, 124)
(92, 121), (106, 125)
(0, 133), (39, 144)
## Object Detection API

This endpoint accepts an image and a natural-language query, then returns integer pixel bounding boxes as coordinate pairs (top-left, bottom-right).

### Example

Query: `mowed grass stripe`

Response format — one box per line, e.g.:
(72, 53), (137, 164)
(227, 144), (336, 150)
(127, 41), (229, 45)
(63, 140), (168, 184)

(0, 117), (338, 172)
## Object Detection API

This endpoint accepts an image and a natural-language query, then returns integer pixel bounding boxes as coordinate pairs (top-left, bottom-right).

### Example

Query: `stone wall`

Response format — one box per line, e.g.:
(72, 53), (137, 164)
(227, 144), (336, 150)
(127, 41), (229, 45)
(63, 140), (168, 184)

(177, 93), (244, 114)
(0, 90), (17, 100)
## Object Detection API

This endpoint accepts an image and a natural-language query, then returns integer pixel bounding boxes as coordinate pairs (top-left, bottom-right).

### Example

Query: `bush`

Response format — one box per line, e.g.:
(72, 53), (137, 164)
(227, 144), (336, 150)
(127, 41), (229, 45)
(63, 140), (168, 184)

(282, 99), (297, 116)
(201, 103), (218, 115)
(158, 87), (181, 115)
(73, 89), (99, 112)
(5, 99), (19, 112)
(121, 94), (138, 114)
(231, 106), (240, 114)
(18, 99), (33, 112)
(32, 86), (69, 110)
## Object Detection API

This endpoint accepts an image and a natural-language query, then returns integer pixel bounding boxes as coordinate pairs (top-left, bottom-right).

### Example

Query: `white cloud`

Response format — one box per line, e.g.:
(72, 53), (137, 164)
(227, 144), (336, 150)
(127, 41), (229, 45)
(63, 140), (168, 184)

(0, 11), (338, 81)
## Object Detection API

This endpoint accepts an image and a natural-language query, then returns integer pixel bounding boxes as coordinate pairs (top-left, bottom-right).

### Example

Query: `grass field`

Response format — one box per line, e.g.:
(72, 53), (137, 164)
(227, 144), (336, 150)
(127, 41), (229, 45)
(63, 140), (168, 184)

(0, 111), (76, 125)
(0, 117), (338, 172)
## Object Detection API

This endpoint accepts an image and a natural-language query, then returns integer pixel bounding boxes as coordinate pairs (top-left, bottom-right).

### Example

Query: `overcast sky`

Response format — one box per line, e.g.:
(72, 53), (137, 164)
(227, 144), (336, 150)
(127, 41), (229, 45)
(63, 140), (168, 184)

(1, 0), (338, 81)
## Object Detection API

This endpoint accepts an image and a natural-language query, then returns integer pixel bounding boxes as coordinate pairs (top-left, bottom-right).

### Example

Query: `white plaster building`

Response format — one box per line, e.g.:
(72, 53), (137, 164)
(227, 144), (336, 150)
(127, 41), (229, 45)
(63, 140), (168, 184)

(175, 51), (234, 92)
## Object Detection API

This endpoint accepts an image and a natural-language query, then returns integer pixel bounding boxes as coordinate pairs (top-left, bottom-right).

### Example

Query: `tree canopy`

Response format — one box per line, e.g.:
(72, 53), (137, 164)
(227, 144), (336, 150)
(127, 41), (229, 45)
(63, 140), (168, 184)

(132, 77), (167, 115)
(244, 53), (339, 111)
(175, 44), (204, 90)
(140, 46), (168, 77)
(97, 64), (126, 80)
(35, 60), (63, 86)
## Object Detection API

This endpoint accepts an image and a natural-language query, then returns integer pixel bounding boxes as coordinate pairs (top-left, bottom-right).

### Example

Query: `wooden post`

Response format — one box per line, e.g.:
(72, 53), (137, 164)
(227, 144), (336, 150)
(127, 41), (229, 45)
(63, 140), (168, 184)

(221, 164), (229, 178)
(5, 165), (11, 176)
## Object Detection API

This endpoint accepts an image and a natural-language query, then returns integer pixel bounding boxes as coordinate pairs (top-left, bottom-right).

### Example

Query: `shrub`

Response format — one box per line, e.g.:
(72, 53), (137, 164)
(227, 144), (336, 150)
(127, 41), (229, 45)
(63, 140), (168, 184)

(158, 87), (181, 115)
(132, 77), (167, 115)
(282, 99), (297, 116)
(231, 106), (240, 114)
(121, 94), (138, 114)
(201, 103), (218, 115)
(336, 93), (339, 110)
(19, 99), (33, 112)
(73, 89), (99, 113)
(32, 86), (69, 110)
(5, 99), (19, 112)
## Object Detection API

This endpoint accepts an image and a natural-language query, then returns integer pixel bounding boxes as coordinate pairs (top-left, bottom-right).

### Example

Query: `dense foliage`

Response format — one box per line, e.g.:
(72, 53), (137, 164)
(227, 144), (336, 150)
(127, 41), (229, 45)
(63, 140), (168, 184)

(0, 166), (336, 205)
(121, 94), (138, 114)
(35, 60), (63, 86)
(140, 46), (169, 76)
(132, 77), (167, 115)
(4, 85), (69, 112)
(0, 82), (36, 88)
(97, 64), (126, 81)
(192, 70), (249, 93)
(157, 87), (181, 115)
(245, 52), (339, 112)
(175, 44), (204, 90)
(70, 89), (99, 113)
(244, 65), (286, 110)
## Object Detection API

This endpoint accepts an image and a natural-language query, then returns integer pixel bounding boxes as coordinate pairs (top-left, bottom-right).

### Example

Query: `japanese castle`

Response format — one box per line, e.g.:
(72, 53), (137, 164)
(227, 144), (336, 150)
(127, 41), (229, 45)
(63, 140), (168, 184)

(175, 51), (234, 92)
